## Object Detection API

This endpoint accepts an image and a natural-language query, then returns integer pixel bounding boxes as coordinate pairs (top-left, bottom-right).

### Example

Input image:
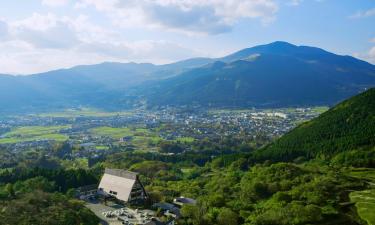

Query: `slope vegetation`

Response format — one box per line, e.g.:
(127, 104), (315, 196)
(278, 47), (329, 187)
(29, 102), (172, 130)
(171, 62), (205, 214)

(256, 88), (375, 162)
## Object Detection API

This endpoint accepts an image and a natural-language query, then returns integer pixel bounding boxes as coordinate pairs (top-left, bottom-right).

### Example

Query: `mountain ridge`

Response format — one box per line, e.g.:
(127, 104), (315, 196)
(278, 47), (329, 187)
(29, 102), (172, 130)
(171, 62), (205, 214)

(1, 41), (375, 112)
(143, 42), (375, 108)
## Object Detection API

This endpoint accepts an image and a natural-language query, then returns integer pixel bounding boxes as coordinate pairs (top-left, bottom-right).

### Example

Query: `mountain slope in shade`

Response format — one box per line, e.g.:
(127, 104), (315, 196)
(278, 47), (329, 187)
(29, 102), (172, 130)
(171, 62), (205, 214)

(144, 41), (375, 108)
(256, 88), (375, 162)
(0, 59), (211, 112)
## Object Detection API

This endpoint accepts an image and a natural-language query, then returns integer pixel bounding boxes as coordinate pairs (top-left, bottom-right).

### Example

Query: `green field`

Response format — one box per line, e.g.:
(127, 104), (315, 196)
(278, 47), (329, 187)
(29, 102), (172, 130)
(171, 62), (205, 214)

(348, 168), (375, 182)
(350, 189), (375, 225)
(176, 137), (195, 143)
(90, 126), (166, 152)
(37, 108), (133, 118)
(349, 168), (375, 225)
(311, 106), (329, 113)
(95, 145), (110, 150)
(90, 127), (134, 139)
(0, 126), (70, 144)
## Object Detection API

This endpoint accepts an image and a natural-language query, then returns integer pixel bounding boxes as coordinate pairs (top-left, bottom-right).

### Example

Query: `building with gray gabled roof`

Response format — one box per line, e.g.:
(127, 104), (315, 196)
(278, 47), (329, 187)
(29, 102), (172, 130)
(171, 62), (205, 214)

(98, 168), (148, 203)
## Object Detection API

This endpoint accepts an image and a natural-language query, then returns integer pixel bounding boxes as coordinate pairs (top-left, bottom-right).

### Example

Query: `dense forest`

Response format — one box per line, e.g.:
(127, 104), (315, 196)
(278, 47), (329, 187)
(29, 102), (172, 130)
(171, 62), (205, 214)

(257, 88), (375, 163)
(0, 174), (100, 225)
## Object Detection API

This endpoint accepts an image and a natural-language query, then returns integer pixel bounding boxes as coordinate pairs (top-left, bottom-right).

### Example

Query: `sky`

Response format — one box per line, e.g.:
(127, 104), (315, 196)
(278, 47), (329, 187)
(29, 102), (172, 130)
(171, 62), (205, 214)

(0, 0), (374, 74)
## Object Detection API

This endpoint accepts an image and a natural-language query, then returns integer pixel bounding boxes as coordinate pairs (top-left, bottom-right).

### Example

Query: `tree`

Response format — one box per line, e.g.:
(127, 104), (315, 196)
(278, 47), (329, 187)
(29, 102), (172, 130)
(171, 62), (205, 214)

(5, 183), (15, 198)
(217, 208), (238, 225)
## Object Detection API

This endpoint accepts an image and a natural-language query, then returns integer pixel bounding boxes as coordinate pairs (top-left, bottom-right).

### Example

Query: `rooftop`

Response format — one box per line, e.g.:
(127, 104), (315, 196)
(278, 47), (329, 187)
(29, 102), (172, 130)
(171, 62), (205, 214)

(104, 168), (138, 180)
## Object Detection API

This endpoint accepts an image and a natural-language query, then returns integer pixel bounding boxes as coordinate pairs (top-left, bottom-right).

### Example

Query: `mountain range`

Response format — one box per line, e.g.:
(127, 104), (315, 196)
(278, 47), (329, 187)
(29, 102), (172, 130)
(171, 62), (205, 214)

(1, 41), (375, 112)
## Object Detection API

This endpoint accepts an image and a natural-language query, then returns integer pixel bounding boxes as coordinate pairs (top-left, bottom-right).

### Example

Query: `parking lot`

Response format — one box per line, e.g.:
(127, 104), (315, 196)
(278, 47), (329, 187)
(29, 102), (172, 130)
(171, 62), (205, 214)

(85, 199), (155, 225)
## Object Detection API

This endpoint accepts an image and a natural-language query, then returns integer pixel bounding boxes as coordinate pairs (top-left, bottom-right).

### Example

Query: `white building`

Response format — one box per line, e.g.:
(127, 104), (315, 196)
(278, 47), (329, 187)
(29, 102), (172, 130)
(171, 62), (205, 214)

(98, 168), (148, 203)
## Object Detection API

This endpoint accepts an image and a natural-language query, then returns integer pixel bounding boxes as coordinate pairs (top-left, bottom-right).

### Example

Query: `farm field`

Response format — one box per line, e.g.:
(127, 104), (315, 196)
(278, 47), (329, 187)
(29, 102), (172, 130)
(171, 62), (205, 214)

(0, 126), (70, 144)
(348, 168), (375, 183)
(349, 168), (375, 225)
(350, 189), (375, 225)
(90, 126), (163, 151)
(37, 108), (133, 118)
(90, 127), (155, 139)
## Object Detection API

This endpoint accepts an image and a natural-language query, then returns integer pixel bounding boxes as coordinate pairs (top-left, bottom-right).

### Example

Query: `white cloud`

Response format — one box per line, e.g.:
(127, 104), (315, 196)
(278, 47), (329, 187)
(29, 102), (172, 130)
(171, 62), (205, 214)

(78, 0), (279, 35)
(354, 40), (375, 65)
(10, 13), (80, 49)
(0, 39), (201, 74)
(286, 0), (326, 7)
(77, 40), (201, 62)
(0, 13), (203, 74)
(288, 0), (303, 6)
(42, 0), (70, 7)
(368, 46), (375, 64)
(361, 38), (375, 64)
(0, 20), (9, 40)
(350, 7), (375, 19)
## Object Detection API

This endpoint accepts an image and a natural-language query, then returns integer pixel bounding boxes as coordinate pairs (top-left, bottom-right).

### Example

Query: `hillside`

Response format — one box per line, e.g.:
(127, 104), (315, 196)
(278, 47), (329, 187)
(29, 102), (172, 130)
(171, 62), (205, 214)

(256, 88), (375, 162)
(0, 60), (209, 112)
(144, 42), (375, 108)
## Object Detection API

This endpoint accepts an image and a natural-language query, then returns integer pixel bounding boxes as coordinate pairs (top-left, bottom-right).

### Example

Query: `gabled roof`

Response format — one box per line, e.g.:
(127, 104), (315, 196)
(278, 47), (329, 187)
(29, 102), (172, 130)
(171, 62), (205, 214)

(104, 168), (138, 180)
(99, 169), (140, 202)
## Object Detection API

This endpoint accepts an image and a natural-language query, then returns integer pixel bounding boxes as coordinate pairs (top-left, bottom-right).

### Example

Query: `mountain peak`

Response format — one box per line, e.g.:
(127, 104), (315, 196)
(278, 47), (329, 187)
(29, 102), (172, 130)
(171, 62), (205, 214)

(267, 41), (297, 47)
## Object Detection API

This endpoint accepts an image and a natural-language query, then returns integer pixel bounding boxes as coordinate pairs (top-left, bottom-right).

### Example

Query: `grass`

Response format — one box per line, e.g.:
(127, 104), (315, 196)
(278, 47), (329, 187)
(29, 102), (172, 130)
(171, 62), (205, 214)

(181, 168), (194, 174)
(311, 106), (329, 113)
(350, 189), (375, 225)
(348, 168), (375, 182)
(348, 168), (375, 225)
(176, 137), (195, 143)
(37, 108), (133, 118)
(90, 127), (134, 139)
(0, 126), (70, 144)
(95, 146), (109, 150)
(90, 126), (163, 152)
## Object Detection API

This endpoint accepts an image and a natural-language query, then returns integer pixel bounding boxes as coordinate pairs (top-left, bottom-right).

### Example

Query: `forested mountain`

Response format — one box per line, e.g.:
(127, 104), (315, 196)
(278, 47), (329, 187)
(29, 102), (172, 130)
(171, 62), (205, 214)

(257, 88), (375, 163)
(0, 60), (209, 112)
(1, 41), (375, 112)
(144, 42), (375, 108)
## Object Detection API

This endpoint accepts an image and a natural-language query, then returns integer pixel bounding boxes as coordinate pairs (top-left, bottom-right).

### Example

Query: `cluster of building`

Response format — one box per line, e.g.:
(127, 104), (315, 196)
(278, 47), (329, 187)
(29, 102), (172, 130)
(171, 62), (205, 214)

(77, 168), (196, 225)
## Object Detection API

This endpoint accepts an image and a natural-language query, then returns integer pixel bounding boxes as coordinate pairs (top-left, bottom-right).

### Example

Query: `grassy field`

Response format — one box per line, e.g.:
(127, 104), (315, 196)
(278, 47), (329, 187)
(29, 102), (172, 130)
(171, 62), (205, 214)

(90, 127), (134, 139)
(0, 126), (70, 144)
(95, 145), (110, 150)
(37, 108), (133, 118)
(311, 106), (329, 113)
(90, 126), (163, 151)
(349, 168), (375, 225)
(176, 137), (195, 143)
(348, 168), (375, 182)
(350, 189), (375, 225)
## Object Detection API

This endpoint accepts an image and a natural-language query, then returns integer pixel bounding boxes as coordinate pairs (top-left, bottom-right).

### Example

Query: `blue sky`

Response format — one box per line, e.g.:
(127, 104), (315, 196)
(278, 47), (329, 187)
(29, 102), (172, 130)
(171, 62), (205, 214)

(0, 0), (374, 74)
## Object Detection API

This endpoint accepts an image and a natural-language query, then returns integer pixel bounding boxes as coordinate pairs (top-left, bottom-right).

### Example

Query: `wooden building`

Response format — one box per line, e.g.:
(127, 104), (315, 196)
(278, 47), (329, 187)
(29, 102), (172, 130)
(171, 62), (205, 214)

(98, 168), (148, 203)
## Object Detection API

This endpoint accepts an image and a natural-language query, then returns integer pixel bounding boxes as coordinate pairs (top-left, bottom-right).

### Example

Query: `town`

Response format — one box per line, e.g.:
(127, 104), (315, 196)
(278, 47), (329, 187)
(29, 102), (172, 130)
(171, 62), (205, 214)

(0, 107), (325, 155)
